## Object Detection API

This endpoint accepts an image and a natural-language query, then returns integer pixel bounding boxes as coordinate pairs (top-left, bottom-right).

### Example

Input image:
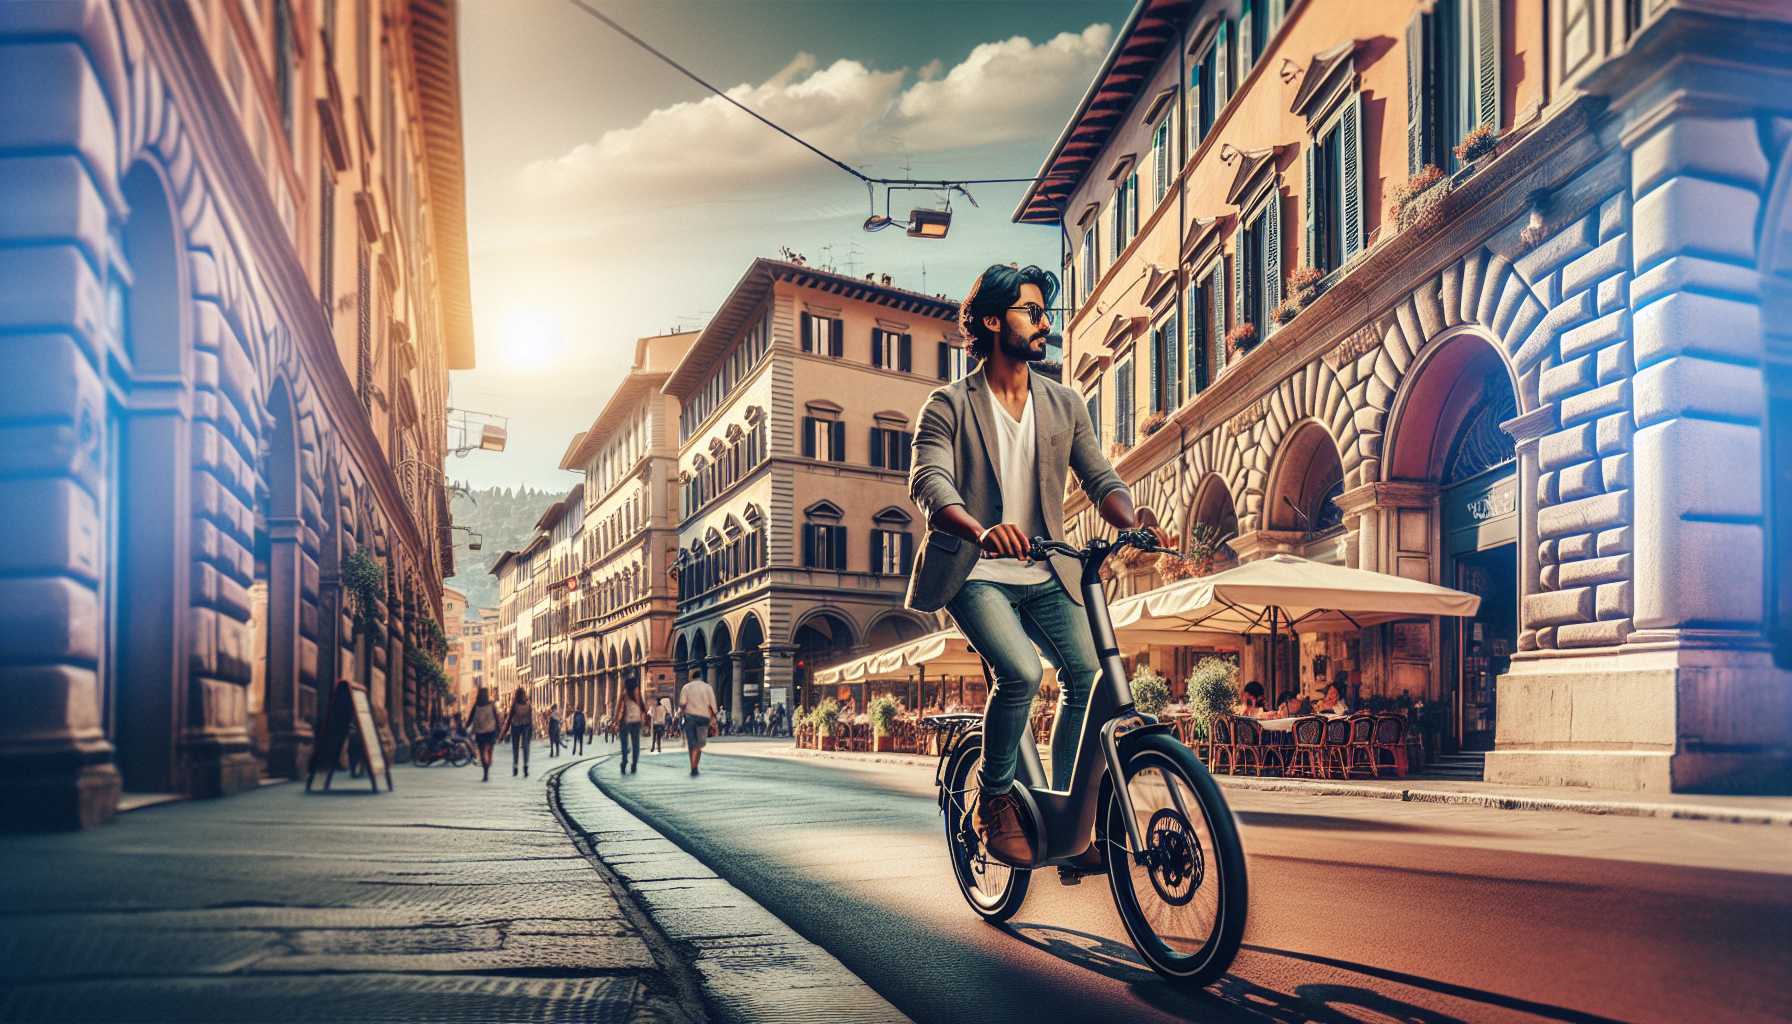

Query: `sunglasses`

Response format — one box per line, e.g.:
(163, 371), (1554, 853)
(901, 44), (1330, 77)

(1005, 303), (1050, 324)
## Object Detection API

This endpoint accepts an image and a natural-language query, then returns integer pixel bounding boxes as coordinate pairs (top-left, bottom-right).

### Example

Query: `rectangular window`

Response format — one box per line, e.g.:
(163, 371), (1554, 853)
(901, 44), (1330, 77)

(801, 312), (843, 356)
(1189, 24), (1225, 153)
(1188, 265), (1226, 392)
(1150, 310), (1181, 414)
(1080, 223), (1099, 300)
(937, 342), (969, 381)
(1408, 0), (1497, 175)
(872, 329), (912, 371)
(801, 416), (844, 461)
(1307, 93), (1364, 274)
(868, 427), (913, 470)
(274, 0), (294, 142)
(1085, 382), (1102, 447)
(318, 164), (334, 322)
(1114, 358), (1135, 448)
(1152, 117), (1172, 205)
(803, 524), (847, 570)
(355, 241), (371, 409)
(1236, 196), (1280, 340)
(1110, 171), (1140, 260)
(871, 530), (914, 575)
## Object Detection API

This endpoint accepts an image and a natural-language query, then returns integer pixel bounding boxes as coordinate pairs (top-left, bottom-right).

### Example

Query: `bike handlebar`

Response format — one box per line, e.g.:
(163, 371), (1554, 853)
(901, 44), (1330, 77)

(983, 528), (1192, 566)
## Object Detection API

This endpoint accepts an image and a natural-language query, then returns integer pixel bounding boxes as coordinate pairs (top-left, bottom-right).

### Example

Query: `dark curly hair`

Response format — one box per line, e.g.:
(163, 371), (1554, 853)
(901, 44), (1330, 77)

(959, 264), (1060, 362)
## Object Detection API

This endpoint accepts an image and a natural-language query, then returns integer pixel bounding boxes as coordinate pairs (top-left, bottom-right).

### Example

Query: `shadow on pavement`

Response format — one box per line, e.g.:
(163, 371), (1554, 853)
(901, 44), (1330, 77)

(1235, 809), (1492, 836)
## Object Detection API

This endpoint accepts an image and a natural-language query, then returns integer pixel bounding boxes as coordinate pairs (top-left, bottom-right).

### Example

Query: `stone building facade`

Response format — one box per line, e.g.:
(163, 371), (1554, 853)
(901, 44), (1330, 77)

(1022, 0), (1791, 792)
(559, 331), (694, 712)
(664, 259), (962, 721)
(0, 0), (475, 827)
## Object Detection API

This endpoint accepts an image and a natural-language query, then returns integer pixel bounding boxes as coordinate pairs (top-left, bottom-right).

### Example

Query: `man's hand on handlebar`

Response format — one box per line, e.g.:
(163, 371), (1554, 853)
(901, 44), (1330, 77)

(1133, 506), (1175, 553)
(978, 522), (1034, 561)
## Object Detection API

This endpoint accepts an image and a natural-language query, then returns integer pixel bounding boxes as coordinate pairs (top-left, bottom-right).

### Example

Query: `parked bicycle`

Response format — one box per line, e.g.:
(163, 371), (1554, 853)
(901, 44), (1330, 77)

(411, 729), (474, 768)
(927, 527), (1248, 986)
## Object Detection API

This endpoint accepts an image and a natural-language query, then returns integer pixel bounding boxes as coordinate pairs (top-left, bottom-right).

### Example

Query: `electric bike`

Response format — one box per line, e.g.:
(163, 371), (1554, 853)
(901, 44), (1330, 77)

(928, 528), (1248, 986)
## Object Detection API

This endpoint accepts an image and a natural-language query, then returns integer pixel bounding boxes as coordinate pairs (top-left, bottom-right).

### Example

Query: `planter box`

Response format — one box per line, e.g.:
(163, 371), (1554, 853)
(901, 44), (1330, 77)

(819, 736), (837, 751)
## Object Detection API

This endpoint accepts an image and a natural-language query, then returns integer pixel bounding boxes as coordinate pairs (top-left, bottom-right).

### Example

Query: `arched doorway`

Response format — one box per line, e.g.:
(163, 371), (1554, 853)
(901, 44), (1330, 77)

(673, 634), (690, 687)
(1186, 474), (1240, 566)
(710, 621), (735, 724)
(259, 378), (307, 776)
(105, 162), (189, 795)
(1265, 422), (1346, 546)
(792, 611), (855, 711)
(736, 614), (767, 722)
(1386, 331), (1519, 752)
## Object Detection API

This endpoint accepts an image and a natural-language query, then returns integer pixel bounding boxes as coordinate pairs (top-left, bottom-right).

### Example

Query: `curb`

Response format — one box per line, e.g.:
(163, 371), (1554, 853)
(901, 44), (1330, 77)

(563, 756), (911, 1024)
(714, 742), (1792, 827)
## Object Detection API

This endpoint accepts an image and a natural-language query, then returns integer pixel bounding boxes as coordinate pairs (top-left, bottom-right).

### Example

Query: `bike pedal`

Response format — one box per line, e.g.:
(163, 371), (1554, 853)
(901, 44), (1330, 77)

(1056, 865), (1090, 885)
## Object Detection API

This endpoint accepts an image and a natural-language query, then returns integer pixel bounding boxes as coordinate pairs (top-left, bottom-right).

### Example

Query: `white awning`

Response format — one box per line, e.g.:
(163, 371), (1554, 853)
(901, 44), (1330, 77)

(812, 629), (1053, 686)
(1108, 553), (1481, 636)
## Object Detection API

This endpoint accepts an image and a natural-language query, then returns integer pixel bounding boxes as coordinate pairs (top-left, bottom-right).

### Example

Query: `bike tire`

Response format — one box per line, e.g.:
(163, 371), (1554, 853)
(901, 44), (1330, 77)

(449, 742), (472, 767)
(412, 747), (437, 767)
(1103, 731), (1248, 987)
(942, 733), (1030, 923)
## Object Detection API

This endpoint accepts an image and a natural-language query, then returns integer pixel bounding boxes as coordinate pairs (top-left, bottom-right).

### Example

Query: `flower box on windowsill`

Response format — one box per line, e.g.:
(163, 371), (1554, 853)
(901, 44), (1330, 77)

(1140, 412), (1167, 437)
(1225, 323), (1258, 358)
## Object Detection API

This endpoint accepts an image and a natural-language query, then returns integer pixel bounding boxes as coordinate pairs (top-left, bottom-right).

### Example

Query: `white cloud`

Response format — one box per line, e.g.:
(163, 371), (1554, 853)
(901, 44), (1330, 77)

(514, 24), (1112, 215)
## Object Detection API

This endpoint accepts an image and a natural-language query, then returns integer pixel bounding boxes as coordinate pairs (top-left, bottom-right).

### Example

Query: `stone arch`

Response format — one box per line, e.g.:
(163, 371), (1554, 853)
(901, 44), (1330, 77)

(674, 632), (690, 685)
(791, 608), (856, 709)
(259, 376), (308, 776)
(1383, 326), (1520, 484)
(1185, 472), (1241, 551)
(106, 157), (194, 796)
(1235, 360), (1356, 531)
(1263, 420), (1346, 534)
(865, 610), (930, 650)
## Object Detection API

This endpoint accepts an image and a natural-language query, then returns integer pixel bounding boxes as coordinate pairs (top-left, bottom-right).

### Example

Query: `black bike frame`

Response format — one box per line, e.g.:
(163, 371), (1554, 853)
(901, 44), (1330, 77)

(1004, 536), (1160, 864)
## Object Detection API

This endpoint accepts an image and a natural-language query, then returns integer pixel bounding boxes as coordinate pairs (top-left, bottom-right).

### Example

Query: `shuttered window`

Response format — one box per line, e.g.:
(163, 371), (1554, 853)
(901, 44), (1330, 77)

(1115, 357), (1135, 447)
(802, 523), (848, 570)
(1150, 311), (1181, 414)
(1152, 117), (1172, 205)
(1305, 93), (1364, 275)
(1187, 23), (1225, 153)
(868, 427), (913, 471)
(936, 342), (968, 381)
(871, 329), (912, 370)
(801, 416), (845, 461)
(1080, 222), (1100, 300)
(1235, 195), (1280, 340)
(1085, 383), (1102, 446)
(870, 530), (914, 575)
(1407, 0), (1499, 175)
(800, 312), (844, 356)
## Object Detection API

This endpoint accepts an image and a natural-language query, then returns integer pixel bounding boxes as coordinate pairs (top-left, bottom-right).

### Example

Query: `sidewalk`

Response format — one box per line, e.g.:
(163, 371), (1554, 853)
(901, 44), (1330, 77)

(709, 737), (1792, 826)
(0, 756), (702, 1023)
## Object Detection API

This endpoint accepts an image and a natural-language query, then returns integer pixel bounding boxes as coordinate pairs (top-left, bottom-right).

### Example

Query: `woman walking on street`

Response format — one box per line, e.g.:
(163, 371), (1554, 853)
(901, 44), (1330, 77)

(570, 706), (587, 755)
(547, 705), (563, 757)
(650, 697), (668, 753)
(503, 688), (533, 777)
(617, 679), (648, 774)
(465, 686), (499, 782)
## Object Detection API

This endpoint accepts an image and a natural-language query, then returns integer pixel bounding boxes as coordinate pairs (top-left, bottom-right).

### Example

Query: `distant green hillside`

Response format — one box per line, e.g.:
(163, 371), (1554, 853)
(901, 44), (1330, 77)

(444, 484), (564, 614)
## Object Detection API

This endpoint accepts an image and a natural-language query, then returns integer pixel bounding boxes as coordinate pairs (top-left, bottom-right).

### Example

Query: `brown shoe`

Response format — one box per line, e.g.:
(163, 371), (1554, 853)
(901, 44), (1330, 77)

(976, 789), (1037, 868)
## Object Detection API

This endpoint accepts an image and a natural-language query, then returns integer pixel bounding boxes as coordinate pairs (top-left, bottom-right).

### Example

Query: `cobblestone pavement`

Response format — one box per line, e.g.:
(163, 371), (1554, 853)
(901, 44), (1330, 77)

(0, 751), (700, 1023)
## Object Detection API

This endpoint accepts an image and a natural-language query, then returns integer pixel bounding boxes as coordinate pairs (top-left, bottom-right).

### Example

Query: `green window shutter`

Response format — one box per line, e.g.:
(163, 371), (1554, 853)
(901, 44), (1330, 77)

(1233, 234), (1246, 336)
(1215, 21), (1230, 104)
(1304, 142), (1318, 269)
(1189, 287), (1206, 393)
(871, 328), (883, 367)
(871, 530), (884, 574)
(1212, 261), (1228, 371)
(869, 426), (884, 468)
(1129, 171), (1140, 239)
(1149, 325), (1162, 414)
(1269, 0), (1285, 31)
(1342, 91), (1365, 261)
(1473, 0), (1501, 131)
(830, 419), (845, 462)
(1405, 11), (1434, 175)
(1167, 310), (1181, 406)
(801, 416), (816, 458)
(937, 341), (949, 380)
(1265, 197), (1282, 329)
(1186, 64), (1202, 152)
(899, 333), (912, 372)
(830, 319), (844, 358)
(802, 524), (815, 567)
(1238, 8), (1253, 77)
(900, 532), (914, 573)
(832, 526), (847, 570)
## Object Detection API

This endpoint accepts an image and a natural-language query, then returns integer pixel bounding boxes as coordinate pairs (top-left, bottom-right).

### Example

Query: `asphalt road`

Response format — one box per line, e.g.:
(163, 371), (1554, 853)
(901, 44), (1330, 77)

(589, 740), (1792, 1024)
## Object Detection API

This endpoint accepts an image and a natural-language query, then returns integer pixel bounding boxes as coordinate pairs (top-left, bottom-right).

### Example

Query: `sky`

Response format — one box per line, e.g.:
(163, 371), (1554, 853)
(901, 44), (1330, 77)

(449, 0), (1132, 491)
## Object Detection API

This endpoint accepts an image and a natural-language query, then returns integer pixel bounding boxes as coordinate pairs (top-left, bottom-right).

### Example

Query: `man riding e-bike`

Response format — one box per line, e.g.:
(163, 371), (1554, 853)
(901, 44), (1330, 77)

(906, 264), (1171, 869)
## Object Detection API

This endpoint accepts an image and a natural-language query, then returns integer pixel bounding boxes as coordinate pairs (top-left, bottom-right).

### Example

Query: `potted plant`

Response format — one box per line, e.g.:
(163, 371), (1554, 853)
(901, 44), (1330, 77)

(1140, 411), (1168, 437)
(868, 695), (901, 752)
(1391, 164), (1448, 231)
(1187, 656), (1240, 737)
(1287, 266), (1324, 307)
(341, 548), (385, 641)
(1270, 296), (1302, 327)
(1225, 322), (1257, 357)
(812, 698), (841, 751)
(1129, 665), (1171, 717)
(1154, 521), (1229, 581)
(1454, 124), (1499, 167)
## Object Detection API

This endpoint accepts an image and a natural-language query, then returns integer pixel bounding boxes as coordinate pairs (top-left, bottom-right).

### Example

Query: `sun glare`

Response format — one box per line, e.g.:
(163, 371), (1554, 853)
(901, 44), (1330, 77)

(500, 308), (560, 371)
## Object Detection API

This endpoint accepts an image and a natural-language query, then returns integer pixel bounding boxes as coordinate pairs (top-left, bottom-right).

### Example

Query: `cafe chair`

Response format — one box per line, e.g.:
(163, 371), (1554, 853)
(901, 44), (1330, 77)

(1345, 712), (1377, 778)
(1208, 715), (1236, 774)
(1290, 716), (1327, 778)
(1321, 716), (1352, 779)
(1372, 713), (1409, 777)
(1229, 715), (1284, 776)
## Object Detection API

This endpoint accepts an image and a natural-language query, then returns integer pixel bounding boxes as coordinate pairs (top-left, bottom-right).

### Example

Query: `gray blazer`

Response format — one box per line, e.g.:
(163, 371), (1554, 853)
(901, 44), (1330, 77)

(905, 368), (1129, 612)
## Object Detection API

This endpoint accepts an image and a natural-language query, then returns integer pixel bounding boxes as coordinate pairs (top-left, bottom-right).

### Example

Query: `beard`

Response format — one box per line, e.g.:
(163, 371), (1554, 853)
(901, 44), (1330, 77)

(996, 323), (1049, 363)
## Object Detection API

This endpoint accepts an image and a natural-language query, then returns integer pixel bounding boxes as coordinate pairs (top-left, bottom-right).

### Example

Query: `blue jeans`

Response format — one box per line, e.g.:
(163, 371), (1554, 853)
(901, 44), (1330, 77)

(946, 578), (1100, 794)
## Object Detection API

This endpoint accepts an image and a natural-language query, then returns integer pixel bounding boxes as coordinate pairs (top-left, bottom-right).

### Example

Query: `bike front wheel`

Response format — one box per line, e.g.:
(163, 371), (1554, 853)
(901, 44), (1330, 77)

(942, 734), (1030, 923)
(412, 746), (438, 767)
(1103, 731), (1247, 987)
(449, 741), (473, 767)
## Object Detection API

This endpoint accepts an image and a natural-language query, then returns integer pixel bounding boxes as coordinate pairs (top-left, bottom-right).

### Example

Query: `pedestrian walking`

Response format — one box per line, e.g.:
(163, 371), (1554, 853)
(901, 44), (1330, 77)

(570, 707), (587, 755)
(650, 697), (668, 753)
(617, 679), (648, 774)
(503, 687), (533, 777)
(464, 686), (499, 782)
(679, 673), (719, 776)
(547, 705), (563, 757)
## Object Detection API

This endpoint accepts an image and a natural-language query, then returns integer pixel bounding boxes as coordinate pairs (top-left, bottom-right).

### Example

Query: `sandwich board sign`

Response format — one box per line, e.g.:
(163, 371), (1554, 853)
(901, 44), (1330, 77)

(306, 680), (393, 793)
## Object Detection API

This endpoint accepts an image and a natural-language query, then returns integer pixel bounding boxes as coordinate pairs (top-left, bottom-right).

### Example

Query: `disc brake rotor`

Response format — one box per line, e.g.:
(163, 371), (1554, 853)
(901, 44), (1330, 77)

(1144, 807), (1203, 907)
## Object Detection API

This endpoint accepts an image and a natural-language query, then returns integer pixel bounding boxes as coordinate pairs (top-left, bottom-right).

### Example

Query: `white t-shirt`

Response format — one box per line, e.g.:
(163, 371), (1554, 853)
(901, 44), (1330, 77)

(968, 375), (1053, 585)
(680, 679), (719, 720)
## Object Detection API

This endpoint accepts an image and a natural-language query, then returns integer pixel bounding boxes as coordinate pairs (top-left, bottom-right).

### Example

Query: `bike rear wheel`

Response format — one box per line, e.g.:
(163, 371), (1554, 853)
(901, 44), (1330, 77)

(449, 741), (472, 767)
(943, 735), (1030, 922)
(412, 746), (438, 767)
(1103, 732), (1247, 986)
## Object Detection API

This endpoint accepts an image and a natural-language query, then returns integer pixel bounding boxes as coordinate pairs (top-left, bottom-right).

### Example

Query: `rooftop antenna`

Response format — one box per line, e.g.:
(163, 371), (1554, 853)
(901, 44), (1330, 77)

(841, 241), (863, 278)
